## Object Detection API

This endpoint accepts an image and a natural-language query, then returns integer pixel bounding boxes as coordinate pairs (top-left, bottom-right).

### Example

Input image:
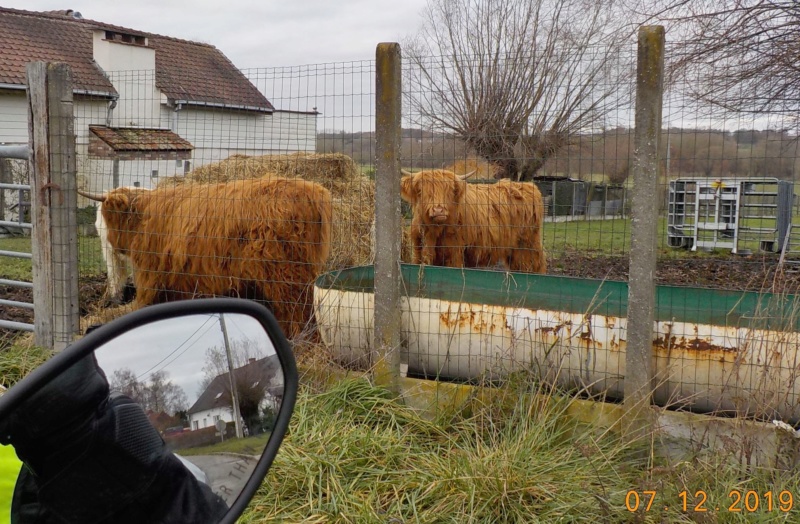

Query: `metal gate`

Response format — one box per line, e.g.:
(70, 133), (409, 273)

(667, 177), (793, 255)
(0, 144), (33, 332)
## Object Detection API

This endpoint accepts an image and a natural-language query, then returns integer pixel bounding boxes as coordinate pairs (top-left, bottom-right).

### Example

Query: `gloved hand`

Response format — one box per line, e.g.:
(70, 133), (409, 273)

(2, 354), (229, 523)
(0, 354), (110, 478)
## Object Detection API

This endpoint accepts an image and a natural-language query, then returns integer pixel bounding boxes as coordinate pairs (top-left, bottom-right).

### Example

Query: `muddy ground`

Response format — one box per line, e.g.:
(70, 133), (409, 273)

(0, 275), (107, 348)
(3, 253), (800, 348)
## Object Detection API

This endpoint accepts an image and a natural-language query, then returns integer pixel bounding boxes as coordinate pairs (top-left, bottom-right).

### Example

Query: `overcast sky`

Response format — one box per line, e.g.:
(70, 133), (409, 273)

(94, 313), (278, 405)
(5, 0), (428, 68)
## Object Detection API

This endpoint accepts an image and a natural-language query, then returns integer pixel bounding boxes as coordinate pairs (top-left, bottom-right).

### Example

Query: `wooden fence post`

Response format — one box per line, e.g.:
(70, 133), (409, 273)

(27, 62), (80, 351)
(625, 27), (665, 431)
(373, 43), (403, 393)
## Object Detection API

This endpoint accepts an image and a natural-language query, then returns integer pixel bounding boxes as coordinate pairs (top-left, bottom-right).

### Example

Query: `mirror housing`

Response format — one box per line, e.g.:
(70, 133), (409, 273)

(0, 298), (297, 524)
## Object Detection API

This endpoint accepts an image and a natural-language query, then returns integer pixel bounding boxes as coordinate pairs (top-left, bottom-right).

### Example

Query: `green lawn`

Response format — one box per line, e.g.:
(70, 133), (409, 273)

(544, 217), (632, 256)
(0, 235), (105, 281)
(176, 432), (272, 457)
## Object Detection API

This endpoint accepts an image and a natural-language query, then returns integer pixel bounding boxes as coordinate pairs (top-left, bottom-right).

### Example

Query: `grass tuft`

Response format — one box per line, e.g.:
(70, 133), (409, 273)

(240, 375), (800, 523)
(0, 342), (52, 389)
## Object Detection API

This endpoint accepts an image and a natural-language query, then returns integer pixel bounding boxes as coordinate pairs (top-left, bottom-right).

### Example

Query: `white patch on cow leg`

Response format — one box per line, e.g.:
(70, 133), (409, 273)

(96, 205), (129, 301)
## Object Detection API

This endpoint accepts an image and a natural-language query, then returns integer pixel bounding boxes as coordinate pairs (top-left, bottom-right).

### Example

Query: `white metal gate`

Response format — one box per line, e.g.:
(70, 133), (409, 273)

(667, 177), (793, 255)
(0, 144), (33, 332)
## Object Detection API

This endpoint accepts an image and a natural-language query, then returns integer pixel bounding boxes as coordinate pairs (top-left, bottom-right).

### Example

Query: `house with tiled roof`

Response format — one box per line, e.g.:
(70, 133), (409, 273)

(0, 7), (317, 192)
(187, 355), (283, 433)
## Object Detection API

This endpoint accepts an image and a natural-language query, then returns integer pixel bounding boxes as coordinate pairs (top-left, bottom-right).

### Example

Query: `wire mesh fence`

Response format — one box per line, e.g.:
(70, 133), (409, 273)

(4, 34), (792, 421)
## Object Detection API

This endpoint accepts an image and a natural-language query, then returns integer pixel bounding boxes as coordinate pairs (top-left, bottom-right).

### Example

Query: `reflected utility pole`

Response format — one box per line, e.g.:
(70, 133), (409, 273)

(219, 313), (243, 438)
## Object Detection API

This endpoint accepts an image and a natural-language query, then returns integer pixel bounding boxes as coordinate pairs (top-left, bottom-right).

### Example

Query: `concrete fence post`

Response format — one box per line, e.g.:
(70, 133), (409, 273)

(624, 27), (665, 428)
(27, 62), (80, 351)
(373, 43), (403, 393)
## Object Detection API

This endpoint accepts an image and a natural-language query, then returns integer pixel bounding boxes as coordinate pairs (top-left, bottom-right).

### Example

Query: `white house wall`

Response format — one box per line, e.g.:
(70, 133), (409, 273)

(74, 99), (119, 198)
(189, 406), (233, 431)
(92, 31), (156, 72)
(0, 91), (27, 144)
(171, 106), (316, 167)
(106, 70), (165, 129)
(85, 158), (189, 192)
(93, 33), (164, 129)
(0, 92), (109, 195)
(2, 70), (317, 198)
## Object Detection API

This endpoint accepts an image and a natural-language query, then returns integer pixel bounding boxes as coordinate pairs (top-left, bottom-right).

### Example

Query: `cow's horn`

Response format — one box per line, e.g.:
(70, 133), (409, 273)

(458, 170), (476, 181)
(77, 189), (107, 202)
(401, 169), (413, 177)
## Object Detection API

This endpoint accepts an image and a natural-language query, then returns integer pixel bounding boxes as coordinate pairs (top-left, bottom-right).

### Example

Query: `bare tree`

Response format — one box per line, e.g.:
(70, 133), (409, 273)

(630, 0), (800, 116)
(403, 0), (634, 180)
(200, 337), (260, 392)
(110, 368), (188, 416)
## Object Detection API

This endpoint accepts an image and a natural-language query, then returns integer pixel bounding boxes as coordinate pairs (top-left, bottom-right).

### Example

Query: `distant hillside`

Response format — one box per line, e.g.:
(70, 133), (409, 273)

(318, 127), (800, 181)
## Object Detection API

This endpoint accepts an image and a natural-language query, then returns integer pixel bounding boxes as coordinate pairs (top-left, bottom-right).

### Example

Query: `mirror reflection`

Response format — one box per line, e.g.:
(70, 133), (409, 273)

(93, 313), (284, 507)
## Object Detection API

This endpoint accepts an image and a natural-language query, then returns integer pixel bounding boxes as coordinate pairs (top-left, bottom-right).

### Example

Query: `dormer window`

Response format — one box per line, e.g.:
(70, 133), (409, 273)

(105, 30), (147, 46)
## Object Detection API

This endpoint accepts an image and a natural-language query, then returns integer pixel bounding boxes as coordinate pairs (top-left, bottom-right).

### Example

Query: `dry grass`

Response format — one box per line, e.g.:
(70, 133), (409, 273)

(159, 153), (377, 269)
(80, 303), (136, 333)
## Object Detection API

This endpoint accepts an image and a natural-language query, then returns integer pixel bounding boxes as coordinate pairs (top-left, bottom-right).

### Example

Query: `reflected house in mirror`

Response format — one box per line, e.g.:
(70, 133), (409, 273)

(187, 356), (283, 436)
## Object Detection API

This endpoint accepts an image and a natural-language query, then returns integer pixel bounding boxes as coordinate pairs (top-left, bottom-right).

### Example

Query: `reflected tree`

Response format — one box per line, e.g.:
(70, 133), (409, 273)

(110, 368), (188, 416)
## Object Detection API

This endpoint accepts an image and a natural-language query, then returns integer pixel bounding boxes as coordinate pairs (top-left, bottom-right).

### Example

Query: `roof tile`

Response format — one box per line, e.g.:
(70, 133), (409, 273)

(90, 125), (194, 152)
(0, 7), (273, 111)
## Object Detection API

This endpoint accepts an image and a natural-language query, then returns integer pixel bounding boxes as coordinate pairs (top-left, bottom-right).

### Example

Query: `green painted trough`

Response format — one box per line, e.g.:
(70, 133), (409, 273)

(313, 264), (800, 423)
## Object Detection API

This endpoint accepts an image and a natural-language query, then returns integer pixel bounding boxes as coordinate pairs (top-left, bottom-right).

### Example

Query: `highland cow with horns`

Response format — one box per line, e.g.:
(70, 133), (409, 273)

(400, 169), (546, 273)
(80, 177), (333, 338)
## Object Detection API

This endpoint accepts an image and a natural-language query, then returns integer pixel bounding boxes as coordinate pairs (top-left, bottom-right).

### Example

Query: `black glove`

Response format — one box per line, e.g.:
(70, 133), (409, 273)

(4, 355), (229, 523)
(0, 354), (110, 478)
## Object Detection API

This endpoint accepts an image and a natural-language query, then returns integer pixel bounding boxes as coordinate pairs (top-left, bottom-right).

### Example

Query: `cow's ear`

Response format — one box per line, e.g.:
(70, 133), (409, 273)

(400, 174), (415, 203)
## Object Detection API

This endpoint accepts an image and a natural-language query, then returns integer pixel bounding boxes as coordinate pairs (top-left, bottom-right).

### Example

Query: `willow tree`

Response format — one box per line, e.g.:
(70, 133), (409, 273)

(630, 0), (800, 116)
(404, 0), (633, 180)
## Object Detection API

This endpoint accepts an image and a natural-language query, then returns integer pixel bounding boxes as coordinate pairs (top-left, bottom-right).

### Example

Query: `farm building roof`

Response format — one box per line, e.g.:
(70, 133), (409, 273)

(0, 7), (274, 112)
(90, 126), (194, 152)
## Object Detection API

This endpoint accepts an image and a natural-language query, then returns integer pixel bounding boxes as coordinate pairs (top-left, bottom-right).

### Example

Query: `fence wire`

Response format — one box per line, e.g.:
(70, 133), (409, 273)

(3, 38), (790, 423)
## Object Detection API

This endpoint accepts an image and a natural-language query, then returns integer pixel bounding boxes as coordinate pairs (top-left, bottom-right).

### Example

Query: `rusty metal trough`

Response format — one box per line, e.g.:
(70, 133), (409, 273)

(314, 264), (800, 423)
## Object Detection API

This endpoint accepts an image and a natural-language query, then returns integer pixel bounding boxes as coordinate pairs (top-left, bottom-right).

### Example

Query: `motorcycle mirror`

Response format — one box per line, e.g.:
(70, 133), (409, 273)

(0, 298), (297, 524)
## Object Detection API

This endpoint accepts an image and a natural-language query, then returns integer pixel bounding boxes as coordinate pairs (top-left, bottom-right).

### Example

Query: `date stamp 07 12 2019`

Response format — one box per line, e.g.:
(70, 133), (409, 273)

(625, 490), (795, 513)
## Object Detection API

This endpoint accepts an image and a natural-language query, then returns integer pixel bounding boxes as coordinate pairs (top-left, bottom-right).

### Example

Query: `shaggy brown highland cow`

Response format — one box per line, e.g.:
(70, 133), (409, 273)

(400, 169), (546, 273)
(80, 177), (333, 338)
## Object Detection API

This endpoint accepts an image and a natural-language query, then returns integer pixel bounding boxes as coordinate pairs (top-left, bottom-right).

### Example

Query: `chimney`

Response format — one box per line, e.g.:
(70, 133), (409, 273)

(248, 358), (256, 364)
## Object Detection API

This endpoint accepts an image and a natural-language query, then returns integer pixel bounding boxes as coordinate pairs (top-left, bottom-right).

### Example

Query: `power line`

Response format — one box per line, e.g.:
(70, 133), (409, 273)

(135, 314), (218, 382)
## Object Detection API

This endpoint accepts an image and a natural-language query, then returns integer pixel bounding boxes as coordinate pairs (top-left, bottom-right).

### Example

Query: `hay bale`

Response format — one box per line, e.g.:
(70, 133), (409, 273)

(443, 157), (502, 179)
(160, 153), (376, 270)
(160, 152), (360, 192)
